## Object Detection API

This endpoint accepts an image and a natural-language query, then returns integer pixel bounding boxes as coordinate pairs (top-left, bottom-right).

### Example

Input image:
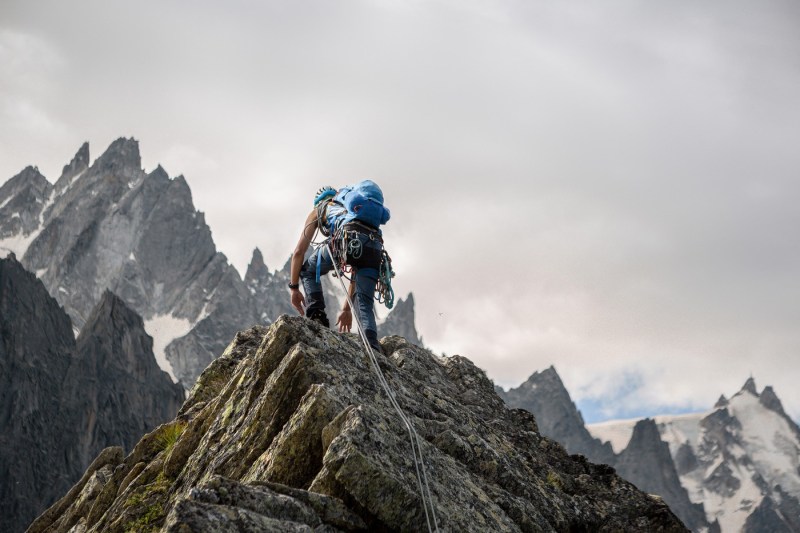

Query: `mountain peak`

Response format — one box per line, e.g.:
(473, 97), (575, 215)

(2, 165), (48, 191)
(57, 141), (90, 186)
(377, 292), (421, 345)
(714, 394), (729, 408)
(244, 247), (269, 285)
(149, 164), (170, 181)
(251, 247), (265, 267)
(0, 165), (52, 245)
(759, 386), (784, 415)
(741, 376), (758, 396)
(94, 137), (141, 178)
(523, 365), (563, 388)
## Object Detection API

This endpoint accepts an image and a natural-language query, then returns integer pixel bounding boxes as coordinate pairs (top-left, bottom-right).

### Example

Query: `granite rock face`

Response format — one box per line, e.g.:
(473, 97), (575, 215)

(0, 166), (52, 245)
(0, 255), (81, 533)
(378, 292), (422, 345)
(0, 256), (183, 533)
(498, 366), (615, 465)
(615, 420), (711, 533)
(68, 290), (185, 465)
(32, 316), (687, 533)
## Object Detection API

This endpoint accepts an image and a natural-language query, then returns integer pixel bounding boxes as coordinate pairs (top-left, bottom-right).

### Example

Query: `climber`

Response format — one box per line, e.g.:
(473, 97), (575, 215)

(288, 181), (391, 352)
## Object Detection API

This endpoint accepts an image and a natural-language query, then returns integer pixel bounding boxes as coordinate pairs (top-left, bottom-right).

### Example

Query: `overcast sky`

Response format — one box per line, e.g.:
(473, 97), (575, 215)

(2, 0), (799, 423)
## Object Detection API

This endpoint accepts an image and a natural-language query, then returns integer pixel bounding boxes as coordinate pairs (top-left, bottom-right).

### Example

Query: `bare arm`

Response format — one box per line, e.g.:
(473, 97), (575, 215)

(289, 209), (318, 314)
(337, 276), (357, 332)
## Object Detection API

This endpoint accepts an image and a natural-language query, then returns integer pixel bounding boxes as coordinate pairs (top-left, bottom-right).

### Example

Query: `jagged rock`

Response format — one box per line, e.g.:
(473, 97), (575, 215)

(0, 255), (81, 533)
(33, 317), (687, 532)
(673, 442), (698, 476)
(742, 486), (800, 533)
(244, 247), (292, 323)
(0, 166), (52, 245)
(0, 256), (184, 533)
(10, 139), (255, 385)
(378, 292), (421, 345)
(759, 386), (800, 442)
(615, 420), (710, 532)
(53, 142), (90, 195)
(67, 290), (185, 462)
(714, 394), (728, 409)
(498, 366), (616, 465)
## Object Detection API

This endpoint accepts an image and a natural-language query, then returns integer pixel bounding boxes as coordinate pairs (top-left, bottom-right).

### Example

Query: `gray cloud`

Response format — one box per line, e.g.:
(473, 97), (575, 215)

(1, 0), (799, 421)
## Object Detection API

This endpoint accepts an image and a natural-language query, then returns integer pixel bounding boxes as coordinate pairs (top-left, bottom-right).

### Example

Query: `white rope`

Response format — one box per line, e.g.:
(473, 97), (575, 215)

(326, 243), (440, 533)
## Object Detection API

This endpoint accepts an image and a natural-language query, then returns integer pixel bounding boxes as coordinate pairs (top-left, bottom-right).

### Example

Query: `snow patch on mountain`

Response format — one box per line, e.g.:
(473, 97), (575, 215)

(0, 230), (39, 258)
(0, 188), (54, 259)
(729, 390), (800, 495)
(144, 314), (192, 382)
(589, 380), (800, 532)
(58, 169), (86, 194)
(586, 417), (639, 453)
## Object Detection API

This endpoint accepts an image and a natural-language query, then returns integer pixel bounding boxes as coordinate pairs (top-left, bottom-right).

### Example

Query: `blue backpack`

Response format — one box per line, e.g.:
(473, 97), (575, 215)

(327, 180), (390, 233)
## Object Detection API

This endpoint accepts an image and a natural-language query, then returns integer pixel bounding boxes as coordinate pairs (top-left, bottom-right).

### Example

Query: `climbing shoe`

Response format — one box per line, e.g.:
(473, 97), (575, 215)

(306, 309), (330, 328)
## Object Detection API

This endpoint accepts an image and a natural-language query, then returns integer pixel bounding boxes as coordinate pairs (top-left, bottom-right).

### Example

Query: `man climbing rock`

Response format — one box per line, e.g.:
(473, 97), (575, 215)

(288, 181), (392, 352)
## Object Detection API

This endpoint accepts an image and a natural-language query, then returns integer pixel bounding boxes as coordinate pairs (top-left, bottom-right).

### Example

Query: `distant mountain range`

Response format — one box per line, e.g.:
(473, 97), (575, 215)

(0, 138), (420, 387)
(498, 368), (800, 532)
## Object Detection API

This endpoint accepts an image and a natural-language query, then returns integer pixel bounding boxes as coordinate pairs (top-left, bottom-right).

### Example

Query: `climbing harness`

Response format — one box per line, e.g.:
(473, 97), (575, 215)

(326, 242), (439, 533)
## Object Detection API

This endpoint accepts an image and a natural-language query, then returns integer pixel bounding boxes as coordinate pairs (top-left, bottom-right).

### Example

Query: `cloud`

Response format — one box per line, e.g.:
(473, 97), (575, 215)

(0, 29), (67, 159)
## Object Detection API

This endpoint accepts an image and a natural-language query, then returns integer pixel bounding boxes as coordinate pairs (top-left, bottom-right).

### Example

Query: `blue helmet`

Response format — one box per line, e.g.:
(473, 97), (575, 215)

(314, 186), (336, 206)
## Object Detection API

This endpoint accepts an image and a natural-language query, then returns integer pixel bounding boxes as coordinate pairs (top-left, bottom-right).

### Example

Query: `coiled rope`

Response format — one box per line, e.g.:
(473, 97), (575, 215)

(326, 242), (439, 533)
(376, 249), (395, 309)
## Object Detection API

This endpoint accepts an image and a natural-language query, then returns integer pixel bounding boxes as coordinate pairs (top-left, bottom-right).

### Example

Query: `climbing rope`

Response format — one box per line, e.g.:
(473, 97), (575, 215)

(377, 250), (395, 309)
(326, 242), (439, 533)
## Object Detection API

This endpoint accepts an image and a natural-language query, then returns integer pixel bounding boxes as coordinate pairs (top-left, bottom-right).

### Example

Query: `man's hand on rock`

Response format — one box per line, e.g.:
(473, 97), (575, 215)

(337, 308), (352, 332)
(291, 289), (305, 315)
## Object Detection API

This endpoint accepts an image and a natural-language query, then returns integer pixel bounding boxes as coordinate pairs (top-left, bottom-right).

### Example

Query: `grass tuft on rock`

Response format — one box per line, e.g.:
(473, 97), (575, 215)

(154, 421), (186, 454)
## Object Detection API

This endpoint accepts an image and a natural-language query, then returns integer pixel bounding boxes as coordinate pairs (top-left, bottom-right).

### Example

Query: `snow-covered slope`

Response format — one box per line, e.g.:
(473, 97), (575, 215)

(588, 378), (800, 532)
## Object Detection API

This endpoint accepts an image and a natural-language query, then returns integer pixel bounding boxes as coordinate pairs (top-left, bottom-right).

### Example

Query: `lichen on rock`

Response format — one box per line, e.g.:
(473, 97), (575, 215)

(29, 316), (687, 532)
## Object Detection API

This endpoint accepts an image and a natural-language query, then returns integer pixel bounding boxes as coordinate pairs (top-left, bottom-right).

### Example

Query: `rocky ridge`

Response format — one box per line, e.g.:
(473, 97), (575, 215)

(31, 316), (686, 532)
(0, 255), (183, 533)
